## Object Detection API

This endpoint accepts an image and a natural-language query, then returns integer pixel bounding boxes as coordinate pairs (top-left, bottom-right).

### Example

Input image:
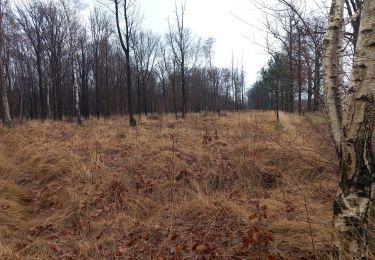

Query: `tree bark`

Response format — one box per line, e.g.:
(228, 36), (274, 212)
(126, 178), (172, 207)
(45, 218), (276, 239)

(0, 65), (12, 128)
(323, 0), (344, 151)
(114, 0), (136, 126)
(325, 0), (375, 258)
(331, 0), (375, 258)
(172, 74), (178, 119)
(0, 2), (11, 128)
(36, 48), (45, 120)
(60, 0), (81, 125)
(143, 80), (147, 116)
(297, 28), (302, 116)
(288, 18), (294, 113)
(307, 63), (313, 112)
(161, 77), (167, 114)
(73, 57), (81, 125)
(136, 75), (141, 117)
(275, 82), (279, 121)
(181, 52), (187, 118)
(313, 46), (320, 112)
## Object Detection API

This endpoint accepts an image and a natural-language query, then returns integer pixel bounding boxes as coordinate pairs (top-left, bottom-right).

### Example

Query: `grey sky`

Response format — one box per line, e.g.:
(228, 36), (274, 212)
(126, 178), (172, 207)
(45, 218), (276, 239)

(140, 0), (269, 86)
(86, 0), (270, 88)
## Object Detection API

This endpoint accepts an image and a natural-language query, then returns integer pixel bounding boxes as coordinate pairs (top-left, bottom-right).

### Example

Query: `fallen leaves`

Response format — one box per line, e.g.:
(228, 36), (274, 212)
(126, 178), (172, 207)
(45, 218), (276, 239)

(193, 242), (218, 256)
(242, 225), (273, 247)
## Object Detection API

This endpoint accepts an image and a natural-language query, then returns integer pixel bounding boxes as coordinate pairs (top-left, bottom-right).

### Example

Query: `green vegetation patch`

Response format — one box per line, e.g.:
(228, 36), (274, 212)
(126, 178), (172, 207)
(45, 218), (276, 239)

(274, 119), (284, 131)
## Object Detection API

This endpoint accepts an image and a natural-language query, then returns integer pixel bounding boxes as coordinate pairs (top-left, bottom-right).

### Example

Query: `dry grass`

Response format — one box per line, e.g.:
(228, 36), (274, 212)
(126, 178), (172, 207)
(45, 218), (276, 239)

(0, 111), (339, 258)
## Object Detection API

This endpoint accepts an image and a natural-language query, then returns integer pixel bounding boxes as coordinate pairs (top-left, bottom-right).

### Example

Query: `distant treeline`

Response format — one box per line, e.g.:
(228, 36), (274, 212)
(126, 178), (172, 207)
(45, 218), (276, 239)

(0, 0), (249, 127)
(247, 5), (326, 116)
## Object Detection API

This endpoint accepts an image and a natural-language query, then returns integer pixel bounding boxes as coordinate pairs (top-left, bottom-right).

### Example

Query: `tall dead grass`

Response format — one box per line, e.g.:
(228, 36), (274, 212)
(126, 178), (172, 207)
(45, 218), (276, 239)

(0, 112), (339, 258)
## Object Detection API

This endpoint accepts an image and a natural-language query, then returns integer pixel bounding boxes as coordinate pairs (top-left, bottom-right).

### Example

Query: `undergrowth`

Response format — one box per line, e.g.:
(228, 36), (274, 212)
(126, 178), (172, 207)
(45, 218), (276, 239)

(274, 119), (284, 131)
(0, 112), (338, 258)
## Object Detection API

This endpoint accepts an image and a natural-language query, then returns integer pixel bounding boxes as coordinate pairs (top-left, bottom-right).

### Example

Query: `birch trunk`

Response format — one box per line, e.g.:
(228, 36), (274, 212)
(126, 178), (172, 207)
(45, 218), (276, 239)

(59, 0), (81, 125)
(332, 0), (375, 258)
(324, 0), (375, 258)
(323, 0), (344, 151)
(73, 57), (81, 125)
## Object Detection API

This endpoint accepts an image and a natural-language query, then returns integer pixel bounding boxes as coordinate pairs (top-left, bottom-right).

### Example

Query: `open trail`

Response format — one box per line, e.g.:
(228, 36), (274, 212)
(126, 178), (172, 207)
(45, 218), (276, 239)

(0, 112), (339, 259)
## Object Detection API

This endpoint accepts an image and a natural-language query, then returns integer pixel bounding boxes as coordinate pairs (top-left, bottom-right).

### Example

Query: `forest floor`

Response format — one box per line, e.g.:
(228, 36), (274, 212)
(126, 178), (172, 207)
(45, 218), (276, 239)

(0, 111), (346, 259)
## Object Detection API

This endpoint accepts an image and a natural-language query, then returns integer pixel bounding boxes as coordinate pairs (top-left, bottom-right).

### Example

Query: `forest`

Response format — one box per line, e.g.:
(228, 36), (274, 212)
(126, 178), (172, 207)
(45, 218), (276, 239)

(0, 0), (374, 259)
(0, 0), (249, 126)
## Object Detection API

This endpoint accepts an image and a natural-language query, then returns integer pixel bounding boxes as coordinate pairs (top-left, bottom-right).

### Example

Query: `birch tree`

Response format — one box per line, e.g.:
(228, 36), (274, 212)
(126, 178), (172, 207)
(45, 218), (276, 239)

(59, 0), (81, 125)
(323, 0), (375, 258)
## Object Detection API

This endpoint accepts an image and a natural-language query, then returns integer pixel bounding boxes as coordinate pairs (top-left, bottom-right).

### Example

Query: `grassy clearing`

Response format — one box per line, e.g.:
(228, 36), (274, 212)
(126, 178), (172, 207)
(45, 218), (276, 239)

(0, 111), (339, 258)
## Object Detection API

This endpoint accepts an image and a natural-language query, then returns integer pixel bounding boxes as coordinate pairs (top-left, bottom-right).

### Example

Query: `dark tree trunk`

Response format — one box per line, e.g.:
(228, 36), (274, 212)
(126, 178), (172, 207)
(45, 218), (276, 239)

(114, 0), (136, 126)
(288, 21), (294, 113)
(297, 28), (302, 116)
(172, 76), (178, 119)
(181, 56), (187, 118)
(143, 82), (147, 116)
(307, 64), (313, 112)
(162, 78), (167, 114)
(313, 50), (321, 112)
(137, 75), (141, 117)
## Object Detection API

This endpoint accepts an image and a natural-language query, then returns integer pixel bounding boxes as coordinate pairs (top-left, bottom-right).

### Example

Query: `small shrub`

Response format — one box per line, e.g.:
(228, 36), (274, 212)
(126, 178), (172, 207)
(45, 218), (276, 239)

(274, 120), (284, 131)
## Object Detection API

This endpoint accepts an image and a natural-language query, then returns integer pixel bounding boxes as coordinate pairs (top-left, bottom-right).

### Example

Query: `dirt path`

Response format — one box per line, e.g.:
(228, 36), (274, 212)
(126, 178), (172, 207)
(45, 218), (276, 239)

(279, 112), (300, 132)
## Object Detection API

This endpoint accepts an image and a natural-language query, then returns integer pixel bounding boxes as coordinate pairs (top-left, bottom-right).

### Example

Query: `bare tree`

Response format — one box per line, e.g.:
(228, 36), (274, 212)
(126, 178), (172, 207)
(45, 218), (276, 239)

(78, 29), (89, 119)
(156, 44), (169, 114)
(167, 1), (192, 118)
(297, 26), (302, 115)
(90, 8), (112, 119)
(1, 0), (245, 122)
(42, 1), (68, 121)
(16, 1), (47, 120)
(161, 43), (178, 118)
(202, 37), (215, 112)
(132, 30), (159, 117)
(59, 0), (82, 125)
(344, 0), (362, 50)
(248, 0), (327, 113)
(0, 0), (12, 127)
(114, 0), (137, 126)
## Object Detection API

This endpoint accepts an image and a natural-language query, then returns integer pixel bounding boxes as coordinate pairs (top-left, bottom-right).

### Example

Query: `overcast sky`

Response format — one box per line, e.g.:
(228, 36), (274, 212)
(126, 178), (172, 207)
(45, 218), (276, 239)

(139, 0), (270, 87)
(86, 0), (271, 89)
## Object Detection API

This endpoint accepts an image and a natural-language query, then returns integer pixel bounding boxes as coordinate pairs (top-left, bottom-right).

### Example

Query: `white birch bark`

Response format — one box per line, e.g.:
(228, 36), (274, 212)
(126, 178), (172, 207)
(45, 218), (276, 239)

(324, 0), (375, 258)
(323, 0), (344, 151)
(59, 0), (81, 125)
